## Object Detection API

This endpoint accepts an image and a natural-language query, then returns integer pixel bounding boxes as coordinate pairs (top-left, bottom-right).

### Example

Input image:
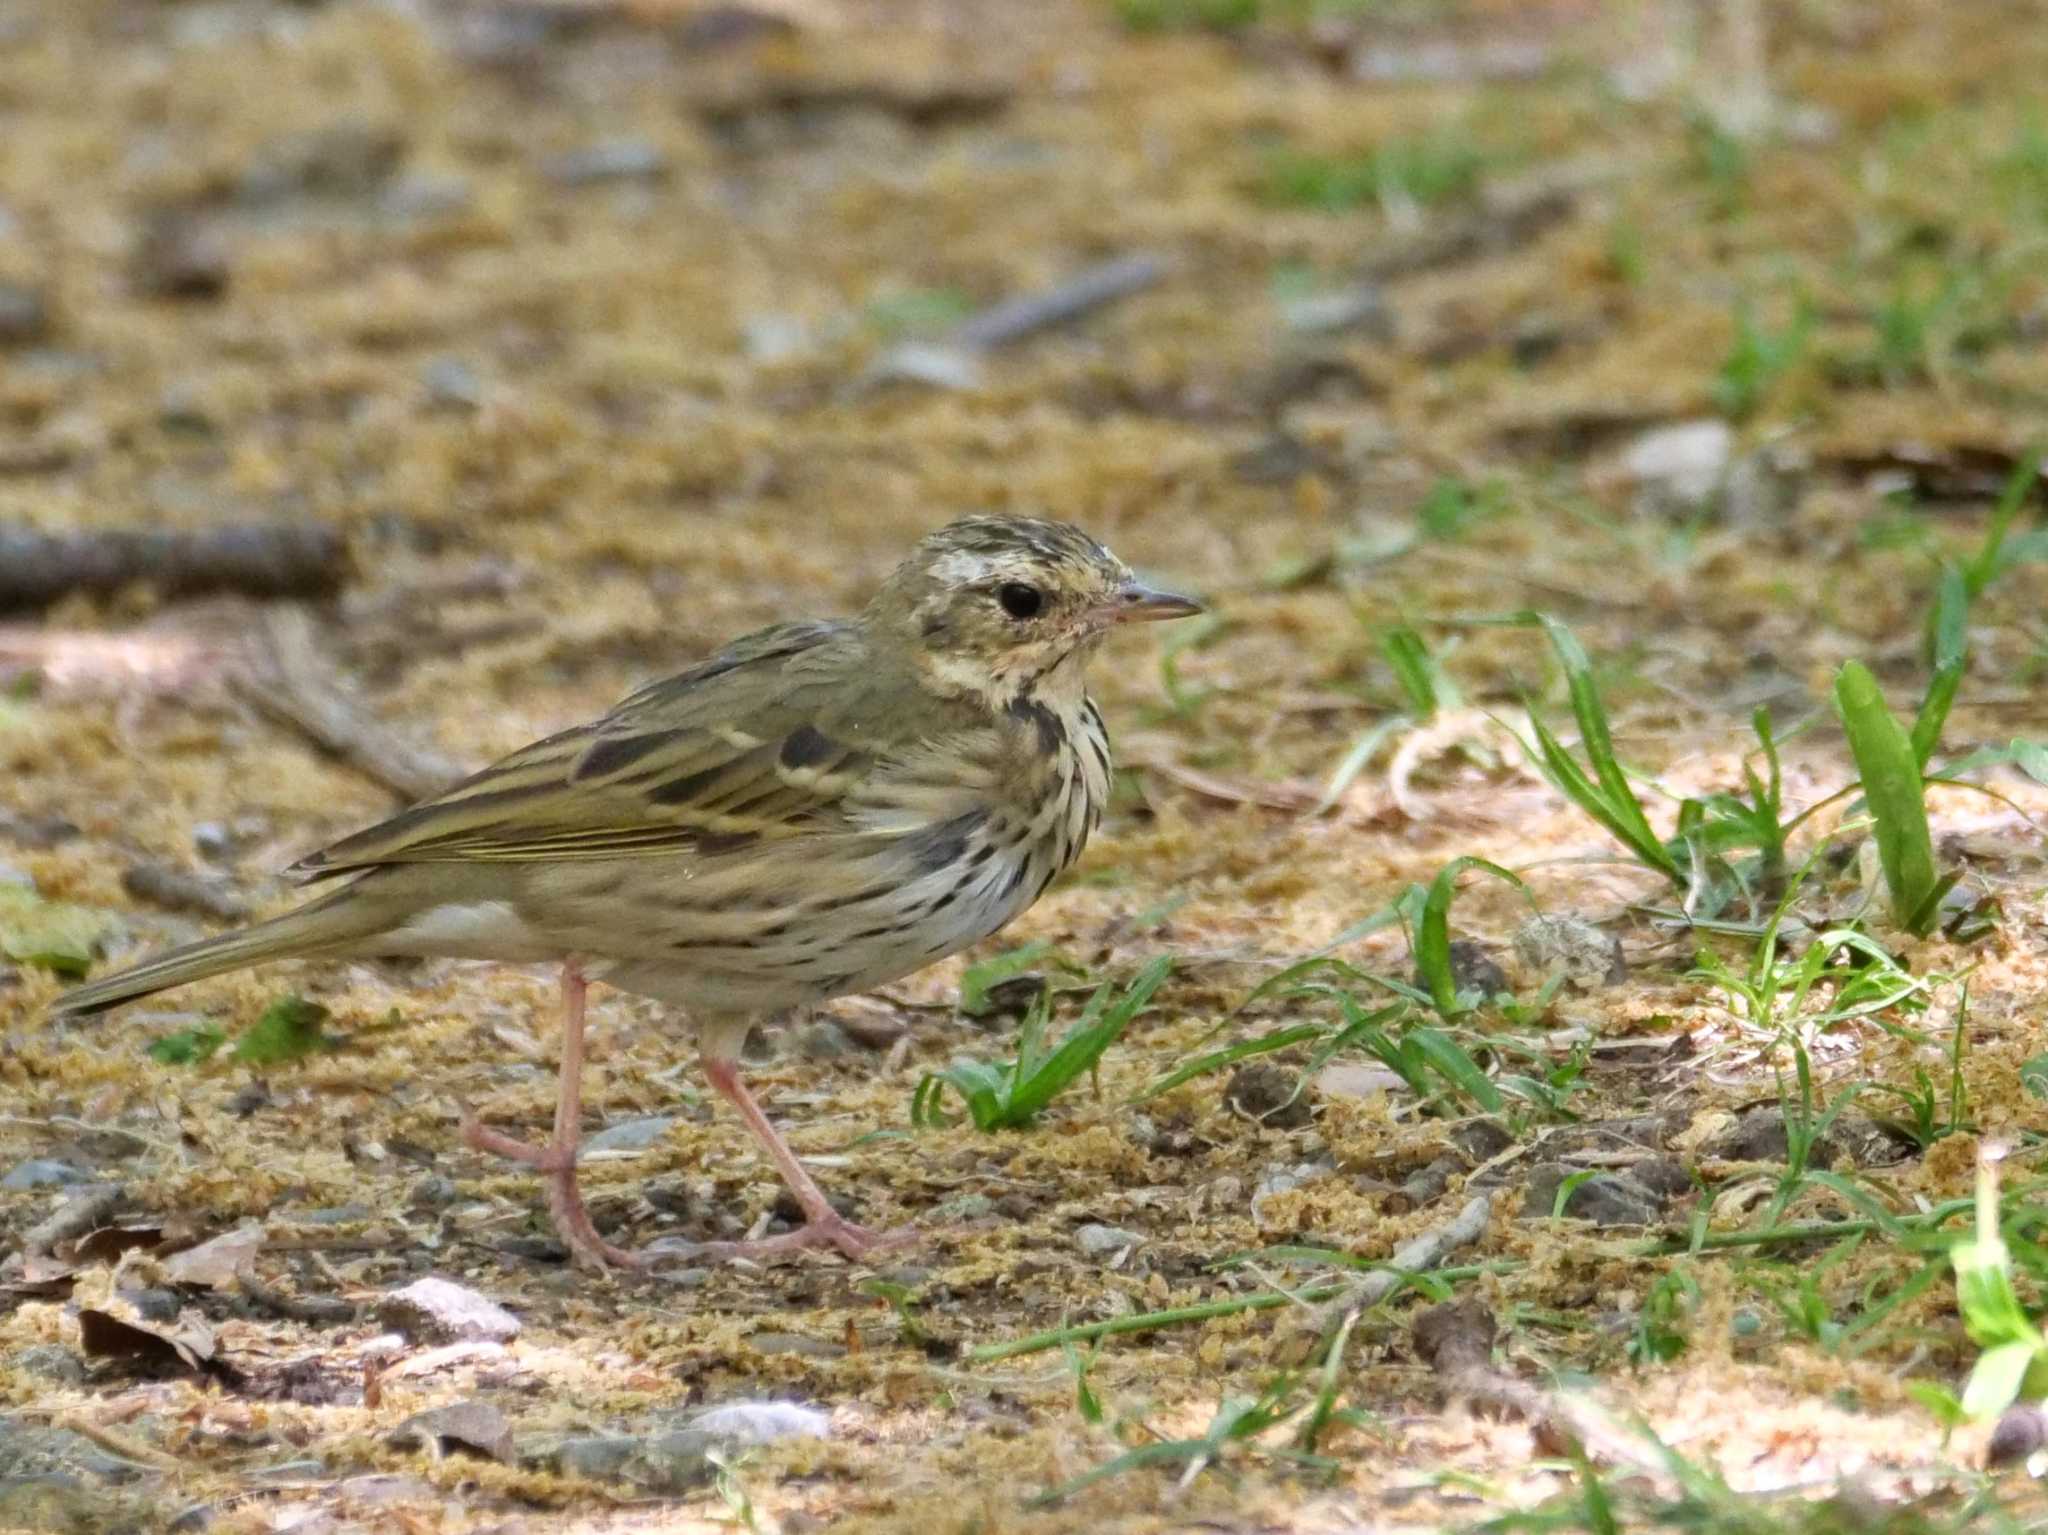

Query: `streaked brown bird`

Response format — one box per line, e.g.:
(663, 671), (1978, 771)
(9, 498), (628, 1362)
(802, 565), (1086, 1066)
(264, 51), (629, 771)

(56, 517), (1201, 1269)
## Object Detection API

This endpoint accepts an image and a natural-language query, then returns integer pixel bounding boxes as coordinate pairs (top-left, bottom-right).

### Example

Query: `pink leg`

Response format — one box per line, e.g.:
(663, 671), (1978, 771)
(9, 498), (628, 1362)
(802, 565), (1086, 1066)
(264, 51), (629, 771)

(461, 961), (645, 1272)
(687, 1052), (915, 1262)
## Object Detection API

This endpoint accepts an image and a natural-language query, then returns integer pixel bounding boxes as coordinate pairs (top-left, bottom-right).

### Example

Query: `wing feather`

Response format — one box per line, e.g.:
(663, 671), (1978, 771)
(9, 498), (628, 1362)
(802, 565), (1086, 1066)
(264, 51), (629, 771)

(287, 620), (916, 878)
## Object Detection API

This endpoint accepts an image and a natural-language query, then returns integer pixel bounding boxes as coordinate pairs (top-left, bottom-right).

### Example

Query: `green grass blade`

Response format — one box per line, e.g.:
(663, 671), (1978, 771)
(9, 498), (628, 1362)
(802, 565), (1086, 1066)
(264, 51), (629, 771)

(1130, 1020), (1325, 1104)
(1008, 955), (1173, 1122)
(1835, 660), (1941, 934)
(1411, 856), (1526, 1015)
(1913, 563), (1969, 769)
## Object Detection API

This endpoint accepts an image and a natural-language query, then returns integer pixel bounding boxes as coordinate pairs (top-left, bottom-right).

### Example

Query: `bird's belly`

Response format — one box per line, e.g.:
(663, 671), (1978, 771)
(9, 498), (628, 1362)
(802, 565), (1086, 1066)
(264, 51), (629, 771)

(591, 838), (1047, 1016)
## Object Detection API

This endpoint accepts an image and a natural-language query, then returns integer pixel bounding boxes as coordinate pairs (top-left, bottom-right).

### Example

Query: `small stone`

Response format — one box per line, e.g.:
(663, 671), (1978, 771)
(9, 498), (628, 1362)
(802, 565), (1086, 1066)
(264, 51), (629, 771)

(0, 281), (51, 347)
(1416, 939), (1509, 1002)
(691, 1401), (830, 1445)
(1315, 1062), (1406, 1099)
(1619, 419), (1732, 511)
(634, 1429), (716, 1491)
(2, 1158), (89, 1191)
(583, 1116), (677, 1154)
(1280, 284), (1392, 338)
(1988, 1404), (2048, 1467)
(0, 812), (79, 849)
(1074, 1223), (1144, 1258)
(1513, 915), (1627, 990)
(389, 1401), (513, 1464)
(931, 1192), (994, 1221)
(1222, 1062), (1312, 1128)
(408, 1175), (459, 1211)
(1521, 1165), (1664, 1226)
(240, 122), (406, 202)
(379, 173), (474, 222)
(543, 140), (670, 186)
(421, 357), (482, 411)
(824, 998), (908, 1050)
(542, 1433), (637, 1481)
(745, 1331), (845, 1360)
(378, 1276), (521, 1344)
(8, 1344), (87, 1386)
(134, 214), (229, 301)
(0, 1423), (152, 1484)
(791, 1018), (850, 1060)
(863, 343), (983, 393)
(740, 313), (810, 364)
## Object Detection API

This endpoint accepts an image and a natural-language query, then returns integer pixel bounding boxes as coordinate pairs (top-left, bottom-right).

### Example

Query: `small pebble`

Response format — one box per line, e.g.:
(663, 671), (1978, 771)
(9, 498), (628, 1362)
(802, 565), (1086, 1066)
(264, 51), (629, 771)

(0, 281), (51, 347)
(421, 356), (482, 411)
(691, 1401), (830, 1444)
(379, 1275), (521, 1344)
(1223, 1062), (1312, 1128)
(543, 140), (670, 186)
(1417, 938), (1509, 1001)
(746, 1331), (845, 1359)
(1, 1158), (89, 1190)
(134, 214), (229, 301)
(8, 1343), (87, 1386)
(1513, 915), (1627, 990)
(583, 1116), (677, 1154)
(1074, 1222), (1144, 1258)
(408, 1174), (459, 1211)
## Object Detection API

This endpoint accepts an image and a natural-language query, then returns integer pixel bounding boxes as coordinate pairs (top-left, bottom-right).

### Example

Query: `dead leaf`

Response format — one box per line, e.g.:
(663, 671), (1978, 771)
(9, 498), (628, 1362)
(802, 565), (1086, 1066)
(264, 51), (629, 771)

(78, 1294), (217, 1373)
(163, 1225), (263, 1289)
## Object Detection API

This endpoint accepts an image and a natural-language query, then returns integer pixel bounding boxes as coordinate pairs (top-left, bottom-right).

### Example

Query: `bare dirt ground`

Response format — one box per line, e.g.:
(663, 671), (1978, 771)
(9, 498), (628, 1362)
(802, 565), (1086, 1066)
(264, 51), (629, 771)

(5, 1), (2048, 1530)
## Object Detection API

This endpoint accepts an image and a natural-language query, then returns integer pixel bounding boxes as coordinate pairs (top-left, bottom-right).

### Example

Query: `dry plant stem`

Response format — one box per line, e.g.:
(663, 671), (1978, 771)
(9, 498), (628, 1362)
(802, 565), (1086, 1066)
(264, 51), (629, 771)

(1307, 1192), (1494, 1334)
(239, 607), (465, 800)
(0, 522), (345, 614)
(947, 252), (1167, 351)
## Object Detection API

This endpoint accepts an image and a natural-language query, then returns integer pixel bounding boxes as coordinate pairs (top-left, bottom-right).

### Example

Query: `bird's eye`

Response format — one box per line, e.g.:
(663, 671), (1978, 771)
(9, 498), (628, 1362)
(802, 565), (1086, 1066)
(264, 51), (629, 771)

(997, 582), (1045, 620)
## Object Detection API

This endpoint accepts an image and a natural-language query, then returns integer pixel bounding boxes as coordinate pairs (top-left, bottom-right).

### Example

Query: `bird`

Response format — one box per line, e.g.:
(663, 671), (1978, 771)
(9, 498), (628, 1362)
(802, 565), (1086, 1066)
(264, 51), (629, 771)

(54, 516), (1202, 1271)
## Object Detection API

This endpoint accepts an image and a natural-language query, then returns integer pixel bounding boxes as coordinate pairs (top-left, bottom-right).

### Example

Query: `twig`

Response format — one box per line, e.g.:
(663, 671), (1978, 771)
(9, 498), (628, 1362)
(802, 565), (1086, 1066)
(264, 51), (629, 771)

(861, 253), (1170, 392)
(23, 1183), (126, 1254)
(235, 608), (464, 801)
(239, 1271), (358, 1326)
(949, 253), (1168, 351)
(1303, 1193), (1494, 1334)
(0, 523), (346, 614)
(966, 1258), (1507, 1364)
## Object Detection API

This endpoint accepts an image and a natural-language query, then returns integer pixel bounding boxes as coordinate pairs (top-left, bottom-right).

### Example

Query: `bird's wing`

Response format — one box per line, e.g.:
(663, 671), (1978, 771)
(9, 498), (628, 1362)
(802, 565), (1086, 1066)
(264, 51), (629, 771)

(288, 621), (959, 877)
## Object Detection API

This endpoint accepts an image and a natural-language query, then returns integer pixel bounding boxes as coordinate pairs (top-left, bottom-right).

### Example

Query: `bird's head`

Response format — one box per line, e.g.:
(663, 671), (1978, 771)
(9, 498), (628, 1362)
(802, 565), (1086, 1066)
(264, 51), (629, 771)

(868, 515), (1202, 706)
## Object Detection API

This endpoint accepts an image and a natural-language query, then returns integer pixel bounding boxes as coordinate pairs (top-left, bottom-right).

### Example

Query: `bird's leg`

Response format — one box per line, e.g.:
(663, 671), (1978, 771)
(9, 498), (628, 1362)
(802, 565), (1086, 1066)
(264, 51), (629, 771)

(690, 1050), (914, 1262)
(461, 959), (645, 1272)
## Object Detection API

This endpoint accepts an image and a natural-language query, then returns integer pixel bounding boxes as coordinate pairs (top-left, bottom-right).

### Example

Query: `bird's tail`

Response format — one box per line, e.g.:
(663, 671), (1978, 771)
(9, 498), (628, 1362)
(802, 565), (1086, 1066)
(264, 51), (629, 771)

(54, 885), (391, 1016)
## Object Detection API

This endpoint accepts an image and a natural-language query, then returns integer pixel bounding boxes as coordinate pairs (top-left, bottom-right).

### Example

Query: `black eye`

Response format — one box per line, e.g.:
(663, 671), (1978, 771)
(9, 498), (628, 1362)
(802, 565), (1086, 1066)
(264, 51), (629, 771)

(997, 582), (1044, 620)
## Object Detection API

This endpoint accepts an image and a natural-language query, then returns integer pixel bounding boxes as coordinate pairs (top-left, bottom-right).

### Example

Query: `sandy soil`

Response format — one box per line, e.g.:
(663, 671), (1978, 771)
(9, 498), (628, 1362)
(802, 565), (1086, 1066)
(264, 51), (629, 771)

(5, 0), (2048, 1530)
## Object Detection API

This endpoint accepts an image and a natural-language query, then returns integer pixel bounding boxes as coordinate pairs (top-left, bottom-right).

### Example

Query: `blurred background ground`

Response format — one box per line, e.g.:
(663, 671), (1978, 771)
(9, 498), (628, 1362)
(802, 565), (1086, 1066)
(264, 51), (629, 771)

(4, 0), (2048, 1530)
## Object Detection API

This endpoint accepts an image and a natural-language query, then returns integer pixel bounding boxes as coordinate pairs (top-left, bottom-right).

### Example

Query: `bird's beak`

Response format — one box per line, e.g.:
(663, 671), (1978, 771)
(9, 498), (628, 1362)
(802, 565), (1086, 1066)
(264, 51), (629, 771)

(1097, 581), (1205, 625)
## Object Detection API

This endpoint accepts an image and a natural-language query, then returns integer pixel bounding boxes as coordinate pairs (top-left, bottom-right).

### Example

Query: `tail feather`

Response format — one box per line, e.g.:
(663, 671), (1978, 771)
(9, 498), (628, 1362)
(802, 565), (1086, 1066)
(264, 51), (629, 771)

(54, 887), (389, 1016)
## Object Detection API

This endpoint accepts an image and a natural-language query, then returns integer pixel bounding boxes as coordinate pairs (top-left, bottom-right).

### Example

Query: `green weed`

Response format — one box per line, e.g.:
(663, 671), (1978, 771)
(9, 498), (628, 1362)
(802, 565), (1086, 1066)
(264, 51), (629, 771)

(913, 957), (1172, 1130)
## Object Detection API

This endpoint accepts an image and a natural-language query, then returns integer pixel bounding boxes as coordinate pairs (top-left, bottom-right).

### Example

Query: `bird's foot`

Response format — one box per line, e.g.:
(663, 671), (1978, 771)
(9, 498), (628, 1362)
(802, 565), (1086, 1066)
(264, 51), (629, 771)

(460, 1112), (556, 1168)
(461, 1111), (645, 1272)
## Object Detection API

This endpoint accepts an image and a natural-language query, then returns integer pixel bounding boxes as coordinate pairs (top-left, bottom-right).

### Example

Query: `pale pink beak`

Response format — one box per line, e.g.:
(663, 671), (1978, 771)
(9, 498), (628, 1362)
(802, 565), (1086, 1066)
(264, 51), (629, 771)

(1096, 581), (1204, 625)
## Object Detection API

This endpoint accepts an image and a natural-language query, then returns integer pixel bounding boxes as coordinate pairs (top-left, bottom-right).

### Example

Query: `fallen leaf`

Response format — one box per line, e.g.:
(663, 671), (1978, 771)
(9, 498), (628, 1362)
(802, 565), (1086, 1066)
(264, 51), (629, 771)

(77, 1292), (216, 1373)
(163, 1225), (262, 1288)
